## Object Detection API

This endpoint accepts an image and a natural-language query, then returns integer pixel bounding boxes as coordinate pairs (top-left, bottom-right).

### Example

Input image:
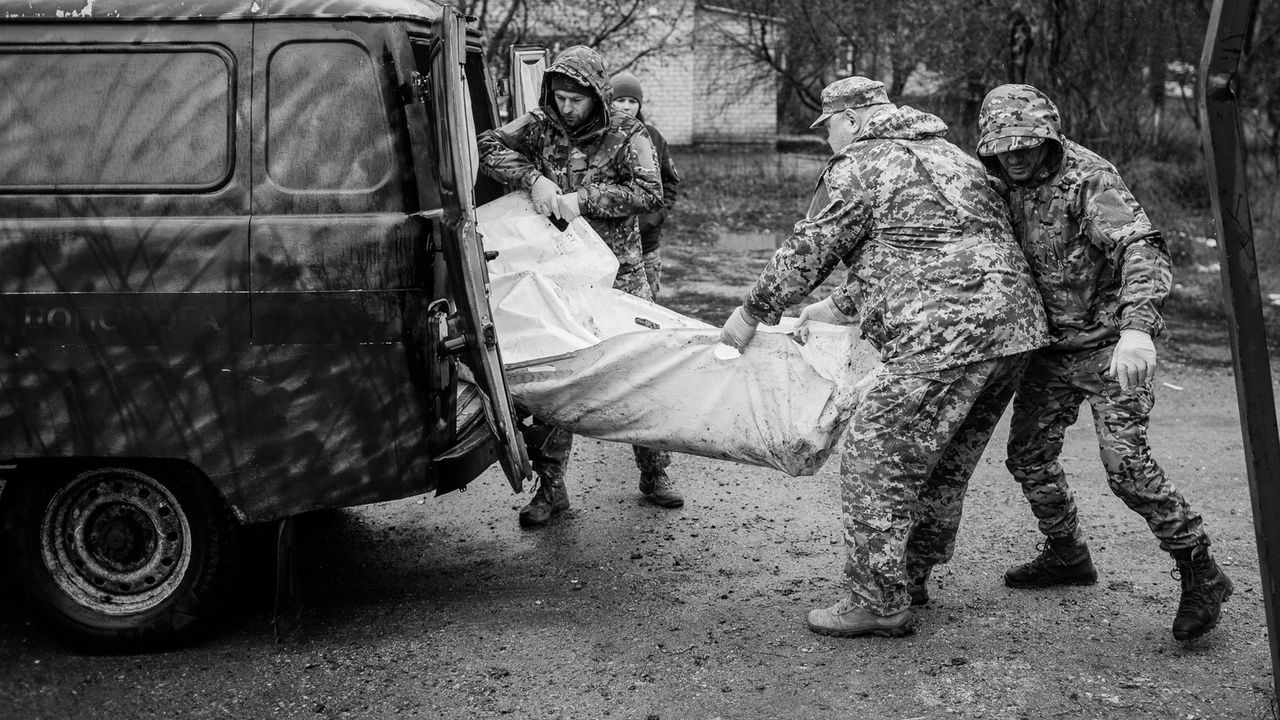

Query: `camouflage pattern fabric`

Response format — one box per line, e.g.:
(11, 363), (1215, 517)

(478, 45), (663, 295)
(642, 248), (662, 299)
(977, 84), (1173, 351)
(978, 84), (1207, 555)
(524, 424), (668, 482)
(842, 353), (1030, 615)
(1005, 346), (1206, 551)
(483, 46), (666, 487)
(743, 105), (1048, 375)
(638, 120), (679, 255)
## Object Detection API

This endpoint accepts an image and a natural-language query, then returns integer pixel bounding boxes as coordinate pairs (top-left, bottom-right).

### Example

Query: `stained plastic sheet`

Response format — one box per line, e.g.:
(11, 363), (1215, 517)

(476, 192), (881, 476)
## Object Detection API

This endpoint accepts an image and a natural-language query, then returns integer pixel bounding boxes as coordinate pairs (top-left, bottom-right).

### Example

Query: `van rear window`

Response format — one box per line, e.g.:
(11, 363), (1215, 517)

(0, 47), (232, 191)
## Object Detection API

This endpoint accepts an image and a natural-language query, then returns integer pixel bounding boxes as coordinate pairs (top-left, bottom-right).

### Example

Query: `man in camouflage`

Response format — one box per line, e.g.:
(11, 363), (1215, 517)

(478, 45), (681, 526)
(719, 77), (1049, 638)
(977, 83), (1232, 642)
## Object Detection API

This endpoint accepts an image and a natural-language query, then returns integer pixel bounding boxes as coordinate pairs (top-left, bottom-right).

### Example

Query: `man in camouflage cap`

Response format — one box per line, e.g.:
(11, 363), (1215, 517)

(977, 83), (1232, 642)
(478, 45), (682, 527)
(719, 77), (1049, 637)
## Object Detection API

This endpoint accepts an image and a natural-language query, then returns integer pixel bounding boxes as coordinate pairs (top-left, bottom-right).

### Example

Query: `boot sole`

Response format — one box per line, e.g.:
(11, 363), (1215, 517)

(647, 495), (684, 508)
(1004, 576), (1098, 589)
(807, 621), (915, 638)
(518, 503), (570, 527)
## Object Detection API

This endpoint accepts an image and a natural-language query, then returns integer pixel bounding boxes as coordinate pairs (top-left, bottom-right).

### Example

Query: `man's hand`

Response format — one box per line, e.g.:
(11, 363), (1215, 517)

(531, 176), (560, 215)
(719, 306), (760, 351)
(553, 192), (582, 221)
(792, 296), (853, 343)
(1108, 329), (1157, 390)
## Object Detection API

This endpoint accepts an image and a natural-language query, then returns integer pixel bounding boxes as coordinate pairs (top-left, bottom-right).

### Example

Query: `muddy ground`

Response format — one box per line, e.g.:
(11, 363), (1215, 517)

(0, 243), (1276, 719)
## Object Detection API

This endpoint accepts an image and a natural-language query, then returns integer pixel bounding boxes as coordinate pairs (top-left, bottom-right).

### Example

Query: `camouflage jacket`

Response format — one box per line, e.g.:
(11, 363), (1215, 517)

(477, 45), (663, 297)
(744, 106), (1048, 375)
(638, 118), (680, 252)
(978, 84), (1172, 351)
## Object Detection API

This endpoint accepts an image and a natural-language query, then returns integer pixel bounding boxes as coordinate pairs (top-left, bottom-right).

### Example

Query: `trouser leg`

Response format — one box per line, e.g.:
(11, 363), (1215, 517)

(906, 353), (1030, 579)
(841, 357), (1016, 615)
(1005, 351), (1089, 543)
(1083, 350), (1207, 552)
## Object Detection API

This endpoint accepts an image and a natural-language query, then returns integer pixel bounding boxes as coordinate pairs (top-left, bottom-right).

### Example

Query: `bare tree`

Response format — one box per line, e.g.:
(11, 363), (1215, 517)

(452, 0), (687, 79)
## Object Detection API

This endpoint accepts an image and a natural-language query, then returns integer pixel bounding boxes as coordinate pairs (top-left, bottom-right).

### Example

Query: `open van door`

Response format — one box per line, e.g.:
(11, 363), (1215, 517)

(419, 6), (530, 492)
(508, 44), (549, 118)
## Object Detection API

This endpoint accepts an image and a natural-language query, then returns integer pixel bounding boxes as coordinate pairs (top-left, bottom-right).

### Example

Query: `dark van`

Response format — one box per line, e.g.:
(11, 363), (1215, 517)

(0, 0), (530, 649)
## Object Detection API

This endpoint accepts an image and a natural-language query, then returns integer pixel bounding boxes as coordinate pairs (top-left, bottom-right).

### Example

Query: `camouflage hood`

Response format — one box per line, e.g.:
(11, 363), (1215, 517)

(977, 84), (1064, 186)
(860, 105), (949, 143)
(540, 45), (612, 140)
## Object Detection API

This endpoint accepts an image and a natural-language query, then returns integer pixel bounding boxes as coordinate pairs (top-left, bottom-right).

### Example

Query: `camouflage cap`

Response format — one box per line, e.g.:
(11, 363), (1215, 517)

(809, 76), (891, 129)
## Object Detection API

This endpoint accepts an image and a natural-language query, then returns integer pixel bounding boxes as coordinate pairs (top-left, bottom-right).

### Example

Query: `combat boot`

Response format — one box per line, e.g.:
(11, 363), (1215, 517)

(639, 469), (683, 508)
(518, 475), (570, 527)
(1171, 544), (1233, 641)
(806, 596), (914, 638)
(1004, 537), (1098, 588)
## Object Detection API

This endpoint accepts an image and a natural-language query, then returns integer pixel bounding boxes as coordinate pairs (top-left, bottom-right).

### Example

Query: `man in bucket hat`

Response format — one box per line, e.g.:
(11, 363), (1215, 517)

(977, 83), (1232, 642)
(719, 77), (1048, 638)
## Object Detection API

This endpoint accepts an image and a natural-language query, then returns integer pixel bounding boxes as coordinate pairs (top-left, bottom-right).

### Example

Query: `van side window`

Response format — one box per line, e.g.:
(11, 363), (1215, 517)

(0, 47), (231, 191)
(266, 41), (395, 196)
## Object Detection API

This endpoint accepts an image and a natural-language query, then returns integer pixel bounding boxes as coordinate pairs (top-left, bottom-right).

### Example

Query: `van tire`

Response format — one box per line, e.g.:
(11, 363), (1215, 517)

(1, 463), (238, 652)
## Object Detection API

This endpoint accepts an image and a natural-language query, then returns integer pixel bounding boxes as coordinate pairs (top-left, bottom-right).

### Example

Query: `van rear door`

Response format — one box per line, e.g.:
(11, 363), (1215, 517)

(407, 7), (530, 491)
(508, 45), (550, 119)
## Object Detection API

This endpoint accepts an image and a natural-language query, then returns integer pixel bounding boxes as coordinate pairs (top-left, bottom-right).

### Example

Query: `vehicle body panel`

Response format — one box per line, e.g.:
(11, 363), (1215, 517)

(0, 2), (529, 523)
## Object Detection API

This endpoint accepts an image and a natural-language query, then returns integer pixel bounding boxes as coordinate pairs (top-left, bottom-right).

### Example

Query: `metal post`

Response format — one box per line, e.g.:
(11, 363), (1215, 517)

(1198, 0), (1278, 699)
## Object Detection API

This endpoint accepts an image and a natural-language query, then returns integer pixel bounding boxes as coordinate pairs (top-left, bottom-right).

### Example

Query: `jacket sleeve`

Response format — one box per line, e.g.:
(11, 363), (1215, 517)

(650, 125), (681, 207)
(1079, 173), (1172, 337)
(477, 113), (546, 191)
(578, 125), (664, 219)
(743, 157), (870, 325)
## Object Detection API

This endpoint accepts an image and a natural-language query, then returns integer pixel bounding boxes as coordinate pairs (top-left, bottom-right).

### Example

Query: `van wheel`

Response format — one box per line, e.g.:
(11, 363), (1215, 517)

(1, 464), (238, 651)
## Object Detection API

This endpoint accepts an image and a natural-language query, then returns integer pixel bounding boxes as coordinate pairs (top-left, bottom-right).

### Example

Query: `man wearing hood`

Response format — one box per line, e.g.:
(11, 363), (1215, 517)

(977, 83), (1232, 642)
(719, 77), (1049, 638)
(478, 45), (679, 527)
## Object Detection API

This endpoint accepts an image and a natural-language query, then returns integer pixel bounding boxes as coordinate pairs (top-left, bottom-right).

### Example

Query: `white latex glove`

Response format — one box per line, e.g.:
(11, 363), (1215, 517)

(530, 176), (560, 215)
(792, 296), (854, 344)
(719, 306), (760, 351)
(553, 192), (582, 221)
(1108, 329), (1157, 390)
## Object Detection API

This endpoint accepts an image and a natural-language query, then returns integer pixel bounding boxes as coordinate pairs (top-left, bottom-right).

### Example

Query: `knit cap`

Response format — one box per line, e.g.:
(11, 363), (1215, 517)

(610, 71), (644, 105)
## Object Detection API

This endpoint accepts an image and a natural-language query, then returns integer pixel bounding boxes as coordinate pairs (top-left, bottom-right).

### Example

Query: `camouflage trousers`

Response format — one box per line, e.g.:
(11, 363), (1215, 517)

(841, 352), (1030, 615)
(642, 248), (663, 299)
(521, 421), (670, 482)
(1005, 345), (1206, 552)
(518, 269), (667, 485)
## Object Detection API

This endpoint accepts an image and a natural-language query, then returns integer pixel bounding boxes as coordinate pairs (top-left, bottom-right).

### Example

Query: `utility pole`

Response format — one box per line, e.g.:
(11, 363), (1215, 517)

(1198, 0), (1278, 702)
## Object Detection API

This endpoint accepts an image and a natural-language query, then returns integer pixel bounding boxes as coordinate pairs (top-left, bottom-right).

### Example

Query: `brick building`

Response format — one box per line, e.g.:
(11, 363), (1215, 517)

(518, 2), (781, 146)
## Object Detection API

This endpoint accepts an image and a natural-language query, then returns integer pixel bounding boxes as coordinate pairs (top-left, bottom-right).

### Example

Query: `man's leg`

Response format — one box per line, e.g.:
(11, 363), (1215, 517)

(642, 247), (662, 299)
(809, 363), (1002, 637)
(634, 445), (681, 508)
(1084, 351), (1230, 640)
(518, 419), (573, 527)
(1002, 350), (1099, 587)
(905, 353), (1030, 605)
